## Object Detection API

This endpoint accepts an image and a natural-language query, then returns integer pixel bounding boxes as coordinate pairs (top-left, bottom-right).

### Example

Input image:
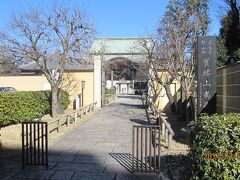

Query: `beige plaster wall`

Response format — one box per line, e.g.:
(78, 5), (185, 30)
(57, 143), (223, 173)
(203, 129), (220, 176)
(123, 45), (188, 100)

(0, 75), (49, 91)
(153, 71), (181, 111)
(0, 71), (94, 110)
(63, 71), (94, 109)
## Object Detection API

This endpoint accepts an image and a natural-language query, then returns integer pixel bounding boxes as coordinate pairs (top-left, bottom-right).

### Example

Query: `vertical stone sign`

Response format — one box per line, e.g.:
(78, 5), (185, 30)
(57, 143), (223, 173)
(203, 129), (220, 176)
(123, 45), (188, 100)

(197, 36), (216, 115)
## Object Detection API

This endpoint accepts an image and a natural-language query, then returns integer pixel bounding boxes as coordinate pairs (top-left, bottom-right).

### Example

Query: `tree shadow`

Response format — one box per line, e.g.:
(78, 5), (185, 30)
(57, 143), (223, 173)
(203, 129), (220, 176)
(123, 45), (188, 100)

(119, 103), (147, 109)
(129, 119), (150, 125)
(0, 146), (22, 178)
(160, 153), (191, 180)
(117, 95), (143, 100)
(161, 111), (190, 145)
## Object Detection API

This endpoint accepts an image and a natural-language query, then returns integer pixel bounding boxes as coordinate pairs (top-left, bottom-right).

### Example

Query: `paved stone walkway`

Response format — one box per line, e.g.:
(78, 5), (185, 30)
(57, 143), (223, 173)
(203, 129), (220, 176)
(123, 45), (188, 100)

(11, 95), (161, 180)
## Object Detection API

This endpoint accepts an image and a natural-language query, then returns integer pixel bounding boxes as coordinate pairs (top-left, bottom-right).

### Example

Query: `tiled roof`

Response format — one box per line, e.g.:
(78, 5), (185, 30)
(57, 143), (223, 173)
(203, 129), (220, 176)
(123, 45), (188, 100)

(90, 37), (151, 54)
(19, 60), (93, 71)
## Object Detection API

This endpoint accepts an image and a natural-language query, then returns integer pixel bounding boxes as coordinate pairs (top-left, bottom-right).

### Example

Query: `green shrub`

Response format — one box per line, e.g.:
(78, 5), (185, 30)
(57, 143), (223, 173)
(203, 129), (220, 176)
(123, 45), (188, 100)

(0, 90), (70, 126)
(59, 90), (70, 109)
(105, 88), (116, 95)
(188, 113), (240, 179)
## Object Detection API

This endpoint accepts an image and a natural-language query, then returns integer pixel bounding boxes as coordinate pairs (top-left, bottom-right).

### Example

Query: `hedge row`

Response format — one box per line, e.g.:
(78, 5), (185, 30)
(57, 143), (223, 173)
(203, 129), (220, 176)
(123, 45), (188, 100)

(105, 88), (116, 95)
(188, 113), (240, 179)
(0, 91), (70, 126)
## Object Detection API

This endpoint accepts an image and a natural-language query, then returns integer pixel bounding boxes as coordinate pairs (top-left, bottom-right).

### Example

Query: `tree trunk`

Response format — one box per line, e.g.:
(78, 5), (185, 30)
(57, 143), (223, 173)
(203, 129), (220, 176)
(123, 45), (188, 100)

(164, 84), (176, 113)
(179, 86), (187, 121)
(51, 85), (64, 118)
(185, 90), (194, 122)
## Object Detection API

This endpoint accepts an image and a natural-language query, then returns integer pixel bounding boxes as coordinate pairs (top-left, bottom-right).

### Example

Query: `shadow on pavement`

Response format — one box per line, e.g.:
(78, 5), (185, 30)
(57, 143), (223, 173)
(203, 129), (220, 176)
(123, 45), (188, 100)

(119, 103), (147, 109)
(117, 95), (142, 99)
(0, 146), (161, 180)
(109, 152), (191, 179)
(109, 153), (132, 172)
(130, 119), (149, 125)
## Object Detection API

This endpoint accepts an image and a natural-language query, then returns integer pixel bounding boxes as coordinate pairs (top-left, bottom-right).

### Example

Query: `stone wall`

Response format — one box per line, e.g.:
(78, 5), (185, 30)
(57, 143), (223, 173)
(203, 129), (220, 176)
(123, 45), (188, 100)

(217, 62), (240, 113)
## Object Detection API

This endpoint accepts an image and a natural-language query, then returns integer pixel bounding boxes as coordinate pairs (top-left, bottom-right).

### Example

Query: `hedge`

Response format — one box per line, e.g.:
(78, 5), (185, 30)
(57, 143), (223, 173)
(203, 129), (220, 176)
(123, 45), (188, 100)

(105, 88), (116, 95)
(0, 90), (70, 126)
(188, 113), (240, 179)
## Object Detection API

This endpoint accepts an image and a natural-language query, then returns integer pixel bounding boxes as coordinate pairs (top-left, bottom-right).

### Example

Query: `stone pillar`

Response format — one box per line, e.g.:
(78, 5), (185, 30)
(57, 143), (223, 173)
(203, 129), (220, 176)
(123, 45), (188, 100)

(76, 94), (80, 109)
(94, 55), (102, 108)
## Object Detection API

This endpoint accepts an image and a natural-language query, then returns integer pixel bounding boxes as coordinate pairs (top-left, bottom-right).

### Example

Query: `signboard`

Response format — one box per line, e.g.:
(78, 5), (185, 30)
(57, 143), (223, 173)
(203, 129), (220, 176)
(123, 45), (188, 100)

(197, 36), (216, 115)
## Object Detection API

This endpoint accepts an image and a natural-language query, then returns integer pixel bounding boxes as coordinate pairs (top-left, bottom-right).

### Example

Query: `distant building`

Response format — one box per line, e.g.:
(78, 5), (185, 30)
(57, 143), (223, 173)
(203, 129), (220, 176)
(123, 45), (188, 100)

(90, 37), (149, 105)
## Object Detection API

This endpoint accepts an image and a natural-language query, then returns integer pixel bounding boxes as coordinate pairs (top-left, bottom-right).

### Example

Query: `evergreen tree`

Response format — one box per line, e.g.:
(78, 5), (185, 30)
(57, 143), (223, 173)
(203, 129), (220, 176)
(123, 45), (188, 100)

(219, 0), (240, 57)
(216, 36), (229, 66)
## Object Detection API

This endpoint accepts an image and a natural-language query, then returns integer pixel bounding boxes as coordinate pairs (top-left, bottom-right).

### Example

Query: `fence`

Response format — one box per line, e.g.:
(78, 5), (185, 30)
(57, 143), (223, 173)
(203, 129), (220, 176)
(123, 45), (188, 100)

(217, 62), (240, 113)
(22, 122), (48, 168)
(132, 125), (161, 173)
(21, 102), (97, 168)
(148, 101), (175, 150)
(48, 102), (97, 133)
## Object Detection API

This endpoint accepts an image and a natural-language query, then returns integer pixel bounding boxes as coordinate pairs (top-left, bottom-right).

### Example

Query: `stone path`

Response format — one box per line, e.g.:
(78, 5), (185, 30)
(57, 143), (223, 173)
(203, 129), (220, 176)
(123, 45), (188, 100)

(10, 95), (161, 180)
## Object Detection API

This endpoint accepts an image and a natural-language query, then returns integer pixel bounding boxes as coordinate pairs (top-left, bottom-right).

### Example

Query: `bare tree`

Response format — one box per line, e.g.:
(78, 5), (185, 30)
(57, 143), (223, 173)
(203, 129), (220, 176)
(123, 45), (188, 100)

(0, 47), (19, 76)
(153, 0), (209, 118)
(136, 1), (209, 116)
(134, 38), (176, 111)
(0, 5), (95, 117)
(60, 73), (79, 94)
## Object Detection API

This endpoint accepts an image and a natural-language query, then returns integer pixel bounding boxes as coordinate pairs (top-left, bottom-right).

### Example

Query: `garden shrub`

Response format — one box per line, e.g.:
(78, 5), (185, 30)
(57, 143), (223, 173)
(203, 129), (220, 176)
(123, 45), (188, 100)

(59, 90), (70, 109)
(188, 113), (240, 179)
(105, 88), (116, 95)
(0, 90), (70, 126)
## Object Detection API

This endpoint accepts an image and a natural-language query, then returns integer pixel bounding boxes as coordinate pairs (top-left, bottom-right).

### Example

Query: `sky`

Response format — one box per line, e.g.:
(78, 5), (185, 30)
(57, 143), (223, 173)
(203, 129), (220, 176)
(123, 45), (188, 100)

(0, 0), (226, 38)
